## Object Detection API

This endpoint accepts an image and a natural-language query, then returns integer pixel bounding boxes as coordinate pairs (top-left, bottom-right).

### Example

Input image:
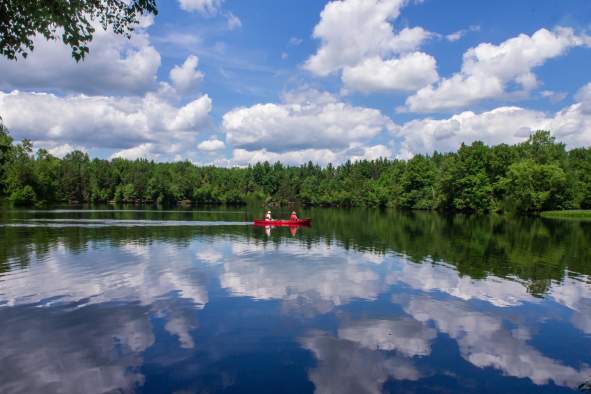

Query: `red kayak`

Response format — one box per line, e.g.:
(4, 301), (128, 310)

(253, 218), (312, 226)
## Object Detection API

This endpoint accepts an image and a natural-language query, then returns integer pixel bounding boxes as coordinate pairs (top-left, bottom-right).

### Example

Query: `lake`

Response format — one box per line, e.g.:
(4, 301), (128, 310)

(0, 207), (590, 393)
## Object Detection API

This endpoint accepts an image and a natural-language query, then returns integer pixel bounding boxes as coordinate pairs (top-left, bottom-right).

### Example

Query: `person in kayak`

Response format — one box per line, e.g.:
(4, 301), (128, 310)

(290, 211), (298, 221)
(265, 210), (272, 221)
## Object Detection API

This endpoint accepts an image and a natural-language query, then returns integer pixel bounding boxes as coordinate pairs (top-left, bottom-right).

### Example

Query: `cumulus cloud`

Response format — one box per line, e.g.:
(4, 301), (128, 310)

(0, 91), (212, 160)
(178, 0), (223, 15)
(575, 82), (591, 113)
(228, 144), (391, 166)
(446, 25), (480, 42)
(110, 143), (158, 160)
(540, 90), (568, 103)
(0, 23), (160, 96)
(197, 138), (225, 152)
(226, 12), (242, 30)
(222, 89), (395, 154)
(403, 27), (591, 112)
(394, 90), (591, 158)
(47, 144), (88, 158)
(169, 55), (204, 94)
(342, 52), (438, 93)
(304, 0), (430, 76)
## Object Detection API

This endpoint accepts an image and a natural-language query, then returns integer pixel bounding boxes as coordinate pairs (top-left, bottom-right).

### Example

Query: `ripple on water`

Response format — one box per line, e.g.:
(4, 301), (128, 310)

(1, 218), (251, 228)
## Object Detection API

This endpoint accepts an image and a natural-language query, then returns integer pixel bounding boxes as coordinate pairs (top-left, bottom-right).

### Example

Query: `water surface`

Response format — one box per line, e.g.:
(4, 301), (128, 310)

(0, 207), (590, 393)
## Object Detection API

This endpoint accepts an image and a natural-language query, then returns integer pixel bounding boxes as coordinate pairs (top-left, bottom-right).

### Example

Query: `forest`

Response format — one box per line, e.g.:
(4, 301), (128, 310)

(1, 122), (590, 213)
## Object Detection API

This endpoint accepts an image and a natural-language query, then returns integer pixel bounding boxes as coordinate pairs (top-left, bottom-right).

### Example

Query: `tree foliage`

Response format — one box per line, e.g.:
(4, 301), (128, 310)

(0, 126), (589, 214)
(0, 0), (157, 61)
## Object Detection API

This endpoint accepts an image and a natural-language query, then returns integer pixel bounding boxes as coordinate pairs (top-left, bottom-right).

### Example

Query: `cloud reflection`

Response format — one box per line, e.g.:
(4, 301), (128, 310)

(300, 329), (421, 394)
(402, 296), (591, 388)
(0, 304), (153, 394)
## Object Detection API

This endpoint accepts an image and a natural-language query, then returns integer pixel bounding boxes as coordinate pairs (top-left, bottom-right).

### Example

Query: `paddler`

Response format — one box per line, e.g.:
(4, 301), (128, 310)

(290, 211), (298, 221)
(265, 210), (272, 221)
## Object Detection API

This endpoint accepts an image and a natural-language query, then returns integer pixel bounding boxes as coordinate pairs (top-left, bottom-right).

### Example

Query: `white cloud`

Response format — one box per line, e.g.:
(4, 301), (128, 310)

(228, 144), (391, 166)
(403, 27), (590, 112)
(226, 12), (242, 30)
(47, 144), (88, 158)
(304, 0), (430, 76)
(342, 52), (438, 93)
(178, 0), (223, 15)
(540, 90), (567, 103)
(0, 24), (160, 96)
(446, 25), (480, 42)
(197, 138), (225, 151)
(394, 90), (591, 158)
(110, 143), (158, 160)
(575, 82), (591, 113)
(0, 91), (212, 160)
(169, 55), (204, 94)
(289, 37), (303, 46)
(222, 89), (395, 153)
(395, 106), (545, 158)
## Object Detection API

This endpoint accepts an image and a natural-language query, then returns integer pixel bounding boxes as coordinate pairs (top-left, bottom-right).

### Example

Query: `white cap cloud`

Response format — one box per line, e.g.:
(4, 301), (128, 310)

(0, 23), (160, 96)
(403, 27), (591, 112)
(178, 0), (223, 15)
(305, 0), (435, 94)
(169, 55), (204, 94)
(222, 89), (395, 154)
(305, 0), (429, 76)
(342, 53), (439, 93)
(197, 138), (225, 152)
(394, 86), (591, 159)
(0, 91), (212, 161)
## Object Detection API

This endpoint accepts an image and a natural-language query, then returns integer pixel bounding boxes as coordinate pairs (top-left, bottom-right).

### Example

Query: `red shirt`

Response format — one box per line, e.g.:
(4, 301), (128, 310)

(290, 214), (298, 220)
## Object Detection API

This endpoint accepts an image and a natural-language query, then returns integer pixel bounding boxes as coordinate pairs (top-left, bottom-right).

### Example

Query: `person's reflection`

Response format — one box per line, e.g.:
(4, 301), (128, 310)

(289, 226), (298, 237)
(265, 226), (271, 237)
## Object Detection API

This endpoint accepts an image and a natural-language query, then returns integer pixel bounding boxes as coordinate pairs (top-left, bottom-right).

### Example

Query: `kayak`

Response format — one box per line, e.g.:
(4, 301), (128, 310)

(253, 218), (312, 226)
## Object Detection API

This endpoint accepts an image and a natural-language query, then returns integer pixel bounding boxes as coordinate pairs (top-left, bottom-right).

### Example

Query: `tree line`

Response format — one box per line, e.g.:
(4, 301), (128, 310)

(1, 125), (590, 213)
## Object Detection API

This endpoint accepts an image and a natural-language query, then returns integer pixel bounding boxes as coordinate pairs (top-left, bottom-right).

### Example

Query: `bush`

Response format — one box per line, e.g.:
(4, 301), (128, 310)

(10, 185), (37, 206)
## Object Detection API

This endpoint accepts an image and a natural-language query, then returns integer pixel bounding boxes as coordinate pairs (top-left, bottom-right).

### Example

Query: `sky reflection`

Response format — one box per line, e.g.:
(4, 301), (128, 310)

(0, 219), (589, 393)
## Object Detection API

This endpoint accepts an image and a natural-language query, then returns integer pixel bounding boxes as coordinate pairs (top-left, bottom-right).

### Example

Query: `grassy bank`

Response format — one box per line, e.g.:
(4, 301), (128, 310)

(540, 210), (591, 220)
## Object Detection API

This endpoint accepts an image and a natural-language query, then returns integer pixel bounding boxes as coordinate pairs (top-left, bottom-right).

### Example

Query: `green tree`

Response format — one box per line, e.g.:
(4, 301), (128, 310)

(567, 148), (591, 208)
(518, 130), (567, 165)
(437, 142), (493, 212)
(5, 139), (37, 205)
(59, 150), (90, 202)
(501, 160), (574, 212)
(0, 118), (14, 194)
(0, 0), (157, 61)
(9, 184), (36, 205)
(399, 155), (436, 210)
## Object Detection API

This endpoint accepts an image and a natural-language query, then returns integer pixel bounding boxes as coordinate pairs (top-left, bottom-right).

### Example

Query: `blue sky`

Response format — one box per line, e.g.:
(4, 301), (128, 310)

(0, 0), (590, 165)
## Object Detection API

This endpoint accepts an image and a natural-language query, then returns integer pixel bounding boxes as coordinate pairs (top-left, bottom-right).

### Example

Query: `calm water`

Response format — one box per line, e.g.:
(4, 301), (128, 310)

(0, 207), (590, 393)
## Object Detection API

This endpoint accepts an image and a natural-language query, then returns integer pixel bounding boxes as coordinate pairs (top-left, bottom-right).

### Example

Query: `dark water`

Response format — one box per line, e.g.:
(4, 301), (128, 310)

(1, 207), (590, 394)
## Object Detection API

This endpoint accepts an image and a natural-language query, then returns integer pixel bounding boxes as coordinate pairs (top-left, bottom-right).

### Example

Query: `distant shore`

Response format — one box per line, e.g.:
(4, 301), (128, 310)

(540, 210), (591, 220)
